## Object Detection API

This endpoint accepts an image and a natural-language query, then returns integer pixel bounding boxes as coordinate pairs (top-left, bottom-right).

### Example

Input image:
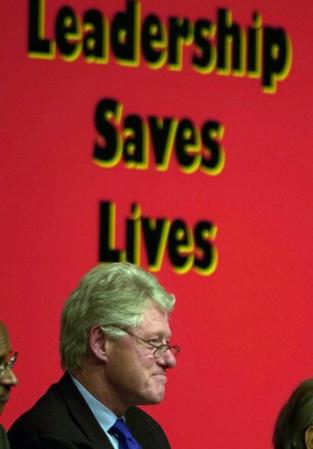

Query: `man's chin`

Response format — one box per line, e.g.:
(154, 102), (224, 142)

(143, 388), (166, 405)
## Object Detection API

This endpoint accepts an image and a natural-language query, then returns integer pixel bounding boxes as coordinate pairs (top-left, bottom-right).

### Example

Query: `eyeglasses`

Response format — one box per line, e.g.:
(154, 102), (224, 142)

(0, 351), (18, 378)
(107, 326), (181, 359)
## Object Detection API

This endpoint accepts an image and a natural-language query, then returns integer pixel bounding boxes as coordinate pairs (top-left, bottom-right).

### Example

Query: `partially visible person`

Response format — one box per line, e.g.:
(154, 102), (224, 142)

(0, 321), (18, 449)
(9, 262), (179, 449)
(273, 378), (313, 449)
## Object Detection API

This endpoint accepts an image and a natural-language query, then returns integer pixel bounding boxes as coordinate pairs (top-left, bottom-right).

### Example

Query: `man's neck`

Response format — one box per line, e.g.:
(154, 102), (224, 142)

(72, 366), (129, 417)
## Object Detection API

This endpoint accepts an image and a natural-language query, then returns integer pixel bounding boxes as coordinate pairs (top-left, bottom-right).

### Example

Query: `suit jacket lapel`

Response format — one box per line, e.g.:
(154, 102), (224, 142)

(126, 408), (155, 449)
(0, 425), (10, 449)
(58, 373), (114, 449)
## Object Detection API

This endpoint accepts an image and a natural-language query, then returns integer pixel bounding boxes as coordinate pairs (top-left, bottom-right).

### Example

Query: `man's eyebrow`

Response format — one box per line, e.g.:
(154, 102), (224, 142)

(152, 332), (172, 340)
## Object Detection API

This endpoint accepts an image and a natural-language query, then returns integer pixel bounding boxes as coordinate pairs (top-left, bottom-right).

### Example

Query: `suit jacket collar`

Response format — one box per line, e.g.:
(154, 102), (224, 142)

(58, 373), (158, 449)
(0, 424), (10, 449)
(58, 372), (114, 449)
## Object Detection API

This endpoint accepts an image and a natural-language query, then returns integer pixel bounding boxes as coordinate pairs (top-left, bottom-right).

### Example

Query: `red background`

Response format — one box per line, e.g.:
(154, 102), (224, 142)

(1, 1), (313, 448)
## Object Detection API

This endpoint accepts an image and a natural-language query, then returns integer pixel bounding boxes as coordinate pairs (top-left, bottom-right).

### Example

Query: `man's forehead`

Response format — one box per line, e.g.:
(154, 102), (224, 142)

(0, 322), (10, 354)
(142, 304), (169, 319)
(138, 305), (171, 334)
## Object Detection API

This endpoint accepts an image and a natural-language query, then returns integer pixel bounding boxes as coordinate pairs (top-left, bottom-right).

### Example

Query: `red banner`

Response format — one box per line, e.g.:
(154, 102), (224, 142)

(2, 1), (313, 448)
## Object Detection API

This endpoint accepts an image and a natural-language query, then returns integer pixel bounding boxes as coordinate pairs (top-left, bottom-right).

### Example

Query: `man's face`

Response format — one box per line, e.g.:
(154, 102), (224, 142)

(0, 323), (18, 414)
(105, 304), (177, 412)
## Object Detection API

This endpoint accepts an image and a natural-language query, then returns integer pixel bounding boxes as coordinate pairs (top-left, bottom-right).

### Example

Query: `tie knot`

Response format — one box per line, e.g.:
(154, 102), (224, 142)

(110, 418), (142, 449)
(110, 418), (132, 439)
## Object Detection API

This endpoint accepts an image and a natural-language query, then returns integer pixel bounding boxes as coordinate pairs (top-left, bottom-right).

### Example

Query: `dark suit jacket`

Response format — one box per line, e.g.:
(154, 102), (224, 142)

(8, 373), (171, 449)
(0, 425), (10, 449)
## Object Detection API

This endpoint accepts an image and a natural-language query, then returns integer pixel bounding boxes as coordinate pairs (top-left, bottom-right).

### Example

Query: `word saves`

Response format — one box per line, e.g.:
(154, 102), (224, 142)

(93, 98), (225, 175)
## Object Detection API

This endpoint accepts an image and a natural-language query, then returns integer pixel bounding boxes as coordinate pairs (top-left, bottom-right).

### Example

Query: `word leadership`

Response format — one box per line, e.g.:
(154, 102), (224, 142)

(28, 0), (292, 93)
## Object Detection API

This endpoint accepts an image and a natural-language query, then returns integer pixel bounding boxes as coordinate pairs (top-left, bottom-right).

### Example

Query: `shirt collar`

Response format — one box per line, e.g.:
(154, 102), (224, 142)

(71, 375), (118, 432)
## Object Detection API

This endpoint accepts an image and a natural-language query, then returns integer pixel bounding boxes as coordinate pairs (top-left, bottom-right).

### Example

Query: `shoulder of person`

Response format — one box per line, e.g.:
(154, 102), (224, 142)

(126, 406), (162, 427)
(126, 406), (171, 449)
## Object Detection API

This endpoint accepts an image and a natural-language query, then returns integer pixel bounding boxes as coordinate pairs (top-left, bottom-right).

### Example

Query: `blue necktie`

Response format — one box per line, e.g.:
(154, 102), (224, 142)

(109, 418), (142, 449)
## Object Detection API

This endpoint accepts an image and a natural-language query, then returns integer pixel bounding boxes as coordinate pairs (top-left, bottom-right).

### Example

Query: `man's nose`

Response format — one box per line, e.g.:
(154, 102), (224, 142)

(158, 348), (177, 368)
(1, 367), (18, 386)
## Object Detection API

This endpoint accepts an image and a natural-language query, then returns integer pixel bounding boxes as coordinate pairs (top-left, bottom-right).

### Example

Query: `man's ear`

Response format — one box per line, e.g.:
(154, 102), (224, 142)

(305, 426), (313, 449)
(89, 325), (109, 362)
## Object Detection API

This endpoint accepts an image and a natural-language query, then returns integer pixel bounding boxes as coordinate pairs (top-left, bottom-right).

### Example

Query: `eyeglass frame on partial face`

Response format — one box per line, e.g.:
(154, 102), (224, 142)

(0, 351), (18, 379)
(101, 325), (181, 359)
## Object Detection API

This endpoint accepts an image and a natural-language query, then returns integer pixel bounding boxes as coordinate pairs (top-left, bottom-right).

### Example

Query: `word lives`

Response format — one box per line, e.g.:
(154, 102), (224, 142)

(99, 201), (218, 276)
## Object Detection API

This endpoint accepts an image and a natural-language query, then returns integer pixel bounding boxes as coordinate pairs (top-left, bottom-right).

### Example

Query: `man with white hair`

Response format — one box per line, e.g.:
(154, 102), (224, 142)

(9, 262), (180, 449)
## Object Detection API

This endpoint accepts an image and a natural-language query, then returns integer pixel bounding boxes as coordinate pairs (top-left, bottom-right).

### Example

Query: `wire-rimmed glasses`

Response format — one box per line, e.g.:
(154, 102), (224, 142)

(104, 325), (181, 358)
(0, 351), (18, 378)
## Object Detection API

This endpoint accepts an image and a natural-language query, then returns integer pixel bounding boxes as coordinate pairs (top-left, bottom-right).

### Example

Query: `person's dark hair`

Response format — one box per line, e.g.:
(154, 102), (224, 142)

(273, 379), (313, 449)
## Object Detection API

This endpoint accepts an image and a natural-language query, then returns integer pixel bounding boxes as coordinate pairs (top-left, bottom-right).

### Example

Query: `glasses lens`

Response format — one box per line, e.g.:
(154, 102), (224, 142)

(9, 352), (17, 367)
(0, 352), (17, 378)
